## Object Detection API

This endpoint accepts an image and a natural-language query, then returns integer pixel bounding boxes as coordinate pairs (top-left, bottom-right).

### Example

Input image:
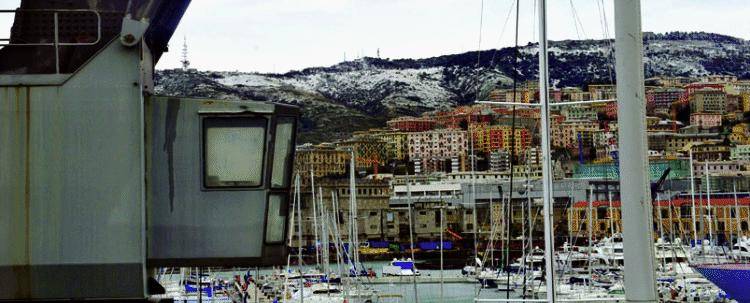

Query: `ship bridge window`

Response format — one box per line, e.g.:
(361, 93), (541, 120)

(203, 116), (267, 188)
(271, 117), (296, 188)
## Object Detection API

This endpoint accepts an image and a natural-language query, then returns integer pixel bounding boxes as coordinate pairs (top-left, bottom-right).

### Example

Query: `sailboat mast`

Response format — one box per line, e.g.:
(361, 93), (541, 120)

(614, 0), (658, 301)
(310, 167), (319, 267)
(348, 149), (358, 271)
(734, 178), (741, 251)
(706, 162), (714, 247)
(296, 174), (305, 303)
(689, 149), (699, 246)
(536, 0), (556, 300)
(320, 186), (329, 275)
(587, 186), (594, 287)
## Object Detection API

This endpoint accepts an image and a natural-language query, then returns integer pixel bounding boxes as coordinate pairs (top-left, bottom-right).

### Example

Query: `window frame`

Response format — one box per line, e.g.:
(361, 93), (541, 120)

(263, 191), (290, 245)
(269, 115), (298, 190)
(200, 114), (269, 191)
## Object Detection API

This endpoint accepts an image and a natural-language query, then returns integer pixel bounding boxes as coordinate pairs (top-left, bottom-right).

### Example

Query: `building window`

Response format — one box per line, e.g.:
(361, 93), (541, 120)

(597, 207), (608, 219)
(680, 205), (691, 218)
(203, 116), (267, 188)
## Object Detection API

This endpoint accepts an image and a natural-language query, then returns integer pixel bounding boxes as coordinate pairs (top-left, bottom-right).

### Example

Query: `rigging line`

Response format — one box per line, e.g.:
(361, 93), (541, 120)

(569, 0), (581, 40)
(531, 0), (538, 45)
(475, 0), (485, 73)
(472, 0), (484, 298)
(488, 0), (517, 67)
(595, 0), (615, 85)
(504, 0), (521, 299)
(570, 0), (588, 39)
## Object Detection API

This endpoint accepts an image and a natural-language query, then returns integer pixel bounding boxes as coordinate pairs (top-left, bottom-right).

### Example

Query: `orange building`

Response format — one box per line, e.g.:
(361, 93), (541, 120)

(470, 124), (531, 154)
(386, 116), (436, 132)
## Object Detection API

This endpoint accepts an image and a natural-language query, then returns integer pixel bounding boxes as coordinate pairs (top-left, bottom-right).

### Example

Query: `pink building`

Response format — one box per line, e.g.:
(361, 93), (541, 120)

(407, 129), (467, 173)
(690, 113), (722, 129)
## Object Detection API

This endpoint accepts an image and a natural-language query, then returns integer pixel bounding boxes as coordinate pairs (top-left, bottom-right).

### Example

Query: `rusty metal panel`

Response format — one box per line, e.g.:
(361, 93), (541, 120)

(0, 41), (145, 299)
(0, 87), (30, 298)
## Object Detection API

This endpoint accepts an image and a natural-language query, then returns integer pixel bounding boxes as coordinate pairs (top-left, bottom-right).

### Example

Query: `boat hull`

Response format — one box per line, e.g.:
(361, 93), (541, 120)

(694, 263), (750, 302)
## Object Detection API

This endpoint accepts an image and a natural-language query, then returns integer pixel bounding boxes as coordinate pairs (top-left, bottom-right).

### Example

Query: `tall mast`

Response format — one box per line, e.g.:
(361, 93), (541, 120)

(310, 167), (319, 267)
(348, 149), (359, 270)
(320, 187), (329, 275)
(536, 0), (556, 300)
(705, 162), (714, 248)
(689, 149), (698, 246)
(733, 178), (741, 252)
(614, 0), (657, 301)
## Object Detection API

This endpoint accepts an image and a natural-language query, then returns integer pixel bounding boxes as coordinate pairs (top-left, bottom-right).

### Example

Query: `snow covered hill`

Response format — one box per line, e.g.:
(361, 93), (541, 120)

(154, 32), (750, 143)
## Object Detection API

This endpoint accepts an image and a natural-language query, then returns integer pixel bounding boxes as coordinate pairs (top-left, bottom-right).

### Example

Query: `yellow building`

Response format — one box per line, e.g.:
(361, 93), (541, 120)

(294, 143), (351, 178)
(730, 123), (750, 145)
(742, 93), (750, 112)
(337, 134), (389, 171)
(368, 130), (409, 161)
(550, 120), (599, 149)
(568, 197), (750, 239)
(470, 124), (531, 154)
(690, 88), (727, 113)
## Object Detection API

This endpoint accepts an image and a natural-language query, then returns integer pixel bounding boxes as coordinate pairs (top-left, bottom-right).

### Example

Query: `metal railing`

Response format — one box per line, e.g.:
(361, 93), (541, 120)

(0, 9), (101, 74)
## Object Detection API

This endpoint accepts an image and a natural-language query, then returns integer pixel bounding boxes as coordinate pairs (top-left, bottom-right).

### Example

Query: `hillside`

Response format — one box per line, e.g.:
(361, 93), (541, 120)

(154, 32), (750, 143)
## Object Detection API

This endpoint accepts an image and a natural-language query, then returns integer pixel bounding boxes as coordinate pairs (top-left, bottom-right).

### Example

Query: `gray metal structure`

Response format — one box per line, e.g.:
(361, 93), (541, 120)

(147, 97), (297, 267)
(536, 0), (556, 300)
(614, 0), (658, 301)
(0, 0), (298, 300)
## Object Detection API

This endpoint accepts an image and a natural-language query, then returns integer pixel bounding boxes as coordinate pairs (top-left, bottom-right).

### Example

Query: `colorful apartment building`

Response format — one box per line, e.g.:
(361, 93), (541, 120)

(433, 106), (494, 129)
(587, 84), (617, 100)
(690, 112), (722, 129)
(731, 81), (750, 94)
(386, 116), (437, 132)
(730, 123), (749, 145)
(647, 87), (684, 108)
(685, 82), (726, 95)
(730, 145), (750, 162)
(294, 143), (351, 178)
(470, 124), (531, 154)
(692, 160), (744, 178)
(363, 129), (409, 161)
(691, 141), (731, 161)
(700, 75), (738, 83)
(562, 105), (598, 121)
(337, 134), (390, 171)
(665, 133), (721, 154)
(568, 196), (750, 239)
(407, 129), (468, 173)
(292, 178), (393, 245)
(551, 120), (600, 149)
(652, 76), (696, 88)
(690, 88), (727, 113)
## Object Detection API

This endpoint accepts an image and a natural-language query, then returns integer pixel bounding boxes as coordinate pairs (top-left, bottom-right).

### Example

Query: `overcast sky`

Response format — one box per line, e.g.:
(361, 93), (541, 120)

(2, 0), (749, 73)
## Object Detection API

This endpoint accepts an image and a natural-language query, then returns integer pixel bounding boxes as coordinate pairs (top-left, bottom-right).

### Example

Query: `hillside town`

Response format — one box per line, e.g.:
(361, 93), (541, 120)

(292, 75), (750, 257)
